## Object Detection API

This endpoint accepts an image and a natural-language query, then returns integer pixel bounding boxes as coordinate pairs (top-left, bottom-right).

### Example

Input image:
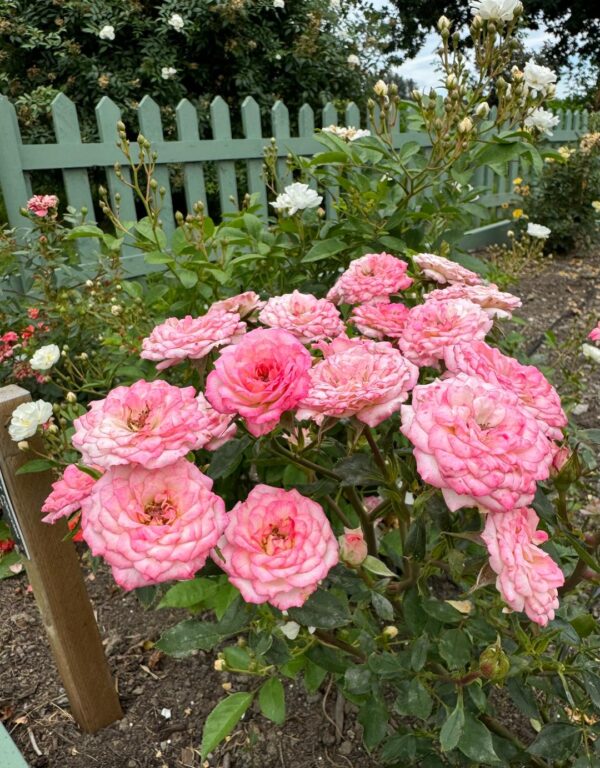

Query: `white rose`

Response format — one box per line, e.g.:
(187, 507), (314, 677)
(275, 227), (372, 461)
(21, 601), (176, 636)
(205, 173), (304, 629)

(167, 13), (185, 31)
(270, 182), (323, 216)
(161, 67), (177, 80)
(9, 400), (53, 442)
(30, 344), (60, 371)
(523, 60), (557, 96)
(470, 0), (522, 21)
(98, 25), (115, 41)
(273, 0), (285, 7)
(527, 222), (551, 239)
(347, 54), (360, 67)
(373, 80), (389, 97)
(583, 343), (600, 364)
(524, 108), (560, 136)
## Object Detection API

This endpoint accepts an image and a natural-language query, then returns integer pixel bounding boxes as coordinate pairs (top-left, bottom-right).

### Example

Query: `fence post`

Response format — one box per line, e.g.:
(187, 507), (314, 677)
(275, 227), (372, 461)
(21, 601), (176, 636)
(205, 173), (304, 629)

(0, 385), (123, 733)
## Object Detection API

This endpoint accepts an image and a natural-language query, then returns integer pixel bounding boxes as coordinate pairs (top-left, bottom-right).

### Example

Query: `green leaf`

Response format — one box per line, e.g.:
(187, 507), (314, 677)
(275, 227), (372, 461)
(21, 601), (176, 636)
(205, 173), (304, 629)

(422, 599), (463, 624)
(306, 644), (350, 674)
(344, 666), (373, 695)
(404, 517), (426, 560)
(135, 217), (167, 249)
(528, 723), (582, 760)
(584, 673), (600, 711)
(458, 714), (500, 764)
(0, 550), (22, 579)
(174, 266), (198, 289)
(439, 629), (471, 669)
(402, 588), (428, 635)
(223, 646), (253, 671)
(380, 733), (418, 763)
(532, 487), (556, 524)
(200, 692), (254, 760)
(359, 698), (388, 749)
(15, 458), (55, 475)
(259, 678), (286, 725)
(362, 556), (397, 579)
(144, 250), (175, 265)
(333, 454), (380, 486)
(207, 436), (252, 480)
(304, 659), (328, 692)
(65, 224), (104, 239)
(570, 613), (597, 638)
(158, 578), (219, 609)
(302, 238), (347, 263)
(440, 695), (464, 753)
(288, 589), (351, 629)
(406, 678), (433, 720)
(134, 585), (158, 608)
(371, 591), (394, 621)
(507, 678), (540, 719)
(410, 635), (429, 671)
(155, 619), (220, 656)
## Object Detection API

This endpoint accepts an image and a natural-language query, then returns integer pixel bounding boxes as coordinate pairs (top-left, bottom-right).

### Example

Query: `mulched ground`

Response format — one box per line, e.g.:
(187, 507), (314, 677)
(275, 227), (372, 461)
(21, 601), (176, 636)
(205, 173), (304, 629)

(1, 246), (599, 768)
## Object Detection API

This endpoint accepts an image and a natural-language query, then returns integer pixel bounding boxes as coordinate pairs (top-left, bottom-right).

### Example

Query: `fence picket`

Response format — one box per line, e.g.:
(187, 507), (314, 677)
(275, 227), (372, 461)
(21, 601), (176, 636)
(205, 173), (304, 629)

(321, 103), (338, 220)
(241, 97), (268, 218)
(210, 97), (238, 215)
(51, 94), (96, 258)
(345, 102), (361, 129)
(0, 97), (31, 235)
(137, 96), (175, 239)
(299, 104), (318, 192)
(176, 99), (208, 213)
(322, 102), (337, 129)
(271, 101), (292, 188)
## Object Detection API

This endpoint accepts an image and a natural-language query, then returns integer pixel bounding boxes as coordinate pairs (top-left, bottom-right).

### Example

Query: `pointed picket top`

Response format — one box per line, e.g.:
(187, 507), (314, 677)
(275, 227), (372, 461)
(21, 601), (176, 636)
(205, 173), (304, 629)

(176, 98), (208, 212)
(95, 96), (125, 141)
(210, 96), (238, 214)
(345, 102), (361, 129)
(298, 104), (315, 137)
(581, 109), (589, 132)
(241, 96), (268, 218)
(271, 100), (291, 187)
(241, 96), (262, 133)
(564, 108), (573, 131)
(322, 102), (337, 127)
(210, 96), (232, 129)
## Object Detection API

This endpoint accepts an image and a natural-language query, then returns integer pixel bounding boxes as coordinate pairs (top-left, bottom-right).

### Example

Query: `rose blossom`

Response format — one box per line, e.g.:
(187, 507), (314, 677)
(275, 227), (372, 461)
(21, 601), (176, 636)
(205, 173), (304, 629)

(30, 343), (61, 371)
(205, 328), (312, 437)
(525, 108), (560, 136)
(81, 460), (227, 590)
(214, 485), (338, 610)
(42, 464), (98, 524)
(398, 298), (493, 368)
(296, 337), (418, 427)
(26, 195), (59, 217)
(400, 373), (554, 514)
(470, 0), (522, 21)
(327, 253), (412, 305)
(271, 183), (322, 216)
(527, 222), (551, 239)
(588, 323), (600, 342)
(338, 528), (368, 566)
(444, 341), (567, 440)
(424, 283), (521, 319)
(210, 291), (263, 317)
(72, 380), (214, 470)
(523, 60), (557, 96)
(8, 400), (53, 441)
(196, 393), (237, 449)
(412, 252), (483, 285)
(481, 508), (564, 626)
(349, 301), (410, 339)
(258, 291), (344, 343)
(141, 310), (246, 370)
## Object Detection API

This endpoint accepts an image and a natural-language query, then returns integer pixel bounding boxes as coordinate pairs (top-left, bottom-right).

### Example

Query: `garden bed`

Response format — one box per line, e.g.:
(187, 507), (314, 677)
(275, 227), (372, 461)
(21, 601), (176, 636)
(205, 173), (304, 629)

(1, 246), (599, 768)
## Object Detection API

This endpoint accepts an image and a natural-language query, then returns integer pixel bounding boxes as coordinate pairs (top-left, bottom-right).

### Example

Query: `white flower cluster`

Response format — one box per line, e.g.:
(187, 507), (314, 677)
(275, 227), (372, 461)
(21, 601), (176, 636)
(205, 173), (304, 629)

(9, 401), (53, 442)
(30, 344), (60, 372)
(168, 13), (185, 32)
(527, 222), (551, 239)
(271, 183), (322, 216)
(98, 25), (115, 41)
(523, 60), (557, 97)
(524, 108), (560, 136)
(161, 67), (177, 80)
(470, 0), (522, 21)
(322, 125), (371, 142)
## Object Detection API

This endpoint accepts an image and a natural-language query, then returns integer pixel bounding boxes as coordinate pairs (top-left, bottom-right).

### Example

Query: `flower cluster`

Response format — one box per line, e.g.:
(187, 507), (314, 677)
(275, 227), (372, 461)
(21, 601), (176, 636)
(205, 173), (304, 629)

(26, 194), (59, 217)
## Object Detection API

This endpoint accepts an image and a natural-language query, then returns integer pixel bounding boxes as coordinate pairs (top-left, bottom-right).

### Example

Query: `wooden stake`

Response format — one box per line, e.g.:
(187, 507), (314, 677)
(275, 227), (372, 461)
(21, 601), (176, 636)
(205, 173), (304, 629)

(0, 385), (123, 732)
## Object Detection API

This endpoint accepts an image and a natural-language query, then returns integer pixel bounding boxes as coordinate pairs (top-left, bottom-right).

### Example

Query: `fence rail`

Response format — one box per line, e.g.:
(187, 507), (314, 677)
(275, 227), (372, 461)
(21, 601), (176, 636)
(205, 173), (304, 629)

(0, 93), (590, 261)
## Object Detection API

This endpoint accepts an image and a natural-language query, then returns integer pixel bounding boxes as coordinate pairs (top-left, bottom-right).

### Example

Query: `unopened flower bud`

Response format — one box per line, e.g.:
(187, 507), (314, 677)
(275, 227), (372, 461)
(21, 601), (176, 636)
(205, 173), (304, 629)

(475, 101), (490, 118)
(47, 424), (59, 434)
(458, 117), (473, 134)
(214, 658), (226, 671)
(437, 15), (451, 32)
(383, 625), (398, 639)
(373, 79), (389, 97)
(552, 448), (581, 491)
(338, 527), (367, 567)
(411, 89), (422, 102)
(446, 73), (458, 89)
(479, 643), (510, 682)
(221, 682), (232, 691)
(66, 392), (77, 403)
(17, 441), (29, 451)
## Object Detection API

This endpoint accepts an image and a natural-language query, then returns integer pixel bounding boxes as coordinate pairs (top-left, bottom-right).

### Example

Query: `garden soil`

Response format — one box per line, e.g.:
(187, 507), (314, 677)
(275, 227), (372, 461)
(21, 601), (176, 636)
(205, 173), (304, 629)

(1, 247), (600, 768)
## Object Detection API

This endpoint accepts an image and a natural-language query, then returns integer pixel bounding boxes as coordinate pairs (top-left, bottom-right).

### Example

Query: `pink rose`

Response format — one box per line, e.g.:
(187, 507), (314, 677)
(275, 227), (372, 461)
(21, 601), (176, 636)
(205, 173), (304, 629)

(141, 310), (246, 370)
(81, 460), (227, 590)
(444, 341), (566, 440)
(350, 301), (410, 339)
(26, 194), (59, 217)
(258, 291), (345, 343)
(296, 337), (418, 427)
(399, 298), (493, 368)
(210, 291), (264, 317)
(205, 328), (312, 437)
(72, 380), (215, 470)
(401, 373), (554, 514)
(413, 252), (483, 285)
(327, 253), (413, 305)
(196, 393), (237, 449)
(41, 464), (99, 524)
(214, 485), (339, 610)
(338, 527), (368, 566)
(589, 323), (600, 343)
(481, 508), (564, 626)
(424, 283), (522, 319)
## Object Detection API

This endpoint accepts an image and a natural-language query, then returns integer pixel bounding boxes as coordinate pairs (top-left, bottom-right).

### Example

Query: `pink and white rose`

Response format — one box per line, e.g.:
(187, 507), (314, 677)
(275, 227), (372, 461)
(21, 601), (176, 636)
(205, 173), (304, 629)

(258, 291), (345, 343)
(210, 291), (264, 317)
(141, 310), (246, 370)
(338, 528), (368, 566)
(215, 485), (338, 610)
(444, 341), (567, 440)
(72, 380), (214, 470)
(481, 508), (564, 626)
(350, 301), (410, 339)
(399, 298), (493, 368)
(26, 194), (59, 217)
(424, 283), (522, 319)
(413, 252), (483, 286)
(205, 328), (312, 437)
(297, 337), (418, 427)
(42, 464), (99, 524)
(588, 322), (600, 343)
(401, 373), (554, 514)
(81, 460), (227, 590)
(327, 253), (413, 305)
(196, 393), (237, 450)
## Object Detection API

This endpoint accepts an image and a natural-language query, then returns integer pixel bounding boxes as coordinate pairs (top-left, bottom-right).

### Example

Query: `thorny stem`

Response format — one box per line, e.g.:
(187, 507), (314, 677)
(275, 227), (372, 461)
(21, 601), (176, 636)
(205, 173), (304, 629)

(313, 630), (365, 662)
(362, 426), (389, 480)
(269, 440), (340, 481)
(324, 495), (352, 529)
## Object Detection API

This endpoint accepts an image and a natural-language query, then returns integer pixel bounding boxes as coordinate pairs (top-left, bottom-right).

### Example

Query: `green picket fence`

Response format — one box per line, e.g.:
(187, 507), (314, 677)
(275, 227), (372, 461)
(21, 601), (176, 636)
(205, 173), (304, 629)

(0, 93), (590, 267)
